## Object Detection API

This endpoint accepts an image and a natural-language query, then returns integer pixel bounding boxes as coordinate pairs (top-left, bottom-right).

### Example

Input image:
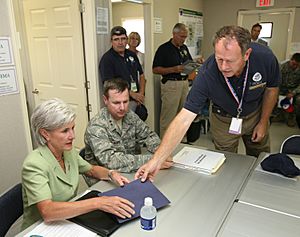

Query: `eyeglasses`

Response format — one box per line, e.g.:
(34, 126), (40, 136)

(112, 37), (128, 42)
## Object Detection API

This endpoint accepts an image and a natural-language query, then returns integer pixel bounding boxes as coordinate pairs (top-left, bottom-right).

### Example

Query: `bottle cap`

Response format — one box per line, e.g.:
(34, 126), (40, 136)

(144, 197), (153, 206)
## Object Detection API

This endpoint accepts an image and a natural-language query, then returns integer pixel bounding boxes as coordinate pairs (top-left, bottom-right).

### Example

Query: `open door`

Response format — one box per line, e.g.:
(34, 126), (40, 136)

(238, 8), (295, 61)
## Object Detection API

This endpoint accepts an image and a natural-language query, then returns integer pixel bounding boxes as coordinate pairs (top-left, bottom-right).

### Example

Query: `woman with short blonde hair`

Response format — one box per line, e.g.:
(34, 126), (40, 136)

(22, 98), (134, 230)
(128, 31), (144, 69)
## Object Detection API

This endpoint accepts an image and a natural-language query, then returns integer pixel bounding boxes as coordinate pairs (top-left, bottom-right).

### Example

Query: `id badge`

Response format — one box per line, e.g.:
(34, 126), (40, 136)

(131, 81), (138, 92)
(229, 117), (242, 134)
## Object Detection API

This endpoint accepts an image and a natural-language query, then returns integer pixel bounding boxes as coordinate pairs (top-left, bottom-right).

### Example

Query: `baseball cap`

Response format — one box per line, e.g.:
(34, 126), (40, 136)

(261, 153), (300, 178)
(111, 26), (127, 37)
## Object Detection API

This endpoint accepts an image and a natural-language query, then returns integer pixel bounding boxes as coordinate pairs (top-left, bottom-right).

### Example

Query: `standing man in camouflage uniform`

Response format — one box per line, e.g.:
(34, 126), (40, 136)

(84, 78), (173, 172)
(279, 53), (300, 127)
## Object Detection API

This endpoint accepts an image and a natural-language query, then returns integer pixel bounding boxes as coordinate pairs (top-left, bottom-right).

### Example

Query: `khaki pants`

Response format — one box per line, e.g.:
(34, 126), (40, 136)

(160, 80), (189, 137)
(210, 107), (270, 157)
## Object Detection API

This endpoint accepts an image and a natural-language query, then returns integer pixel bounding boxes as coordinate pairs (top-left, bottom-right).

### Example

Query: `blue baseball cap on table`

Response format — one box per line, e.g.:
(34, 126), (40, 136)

(261, 153), (300, 178)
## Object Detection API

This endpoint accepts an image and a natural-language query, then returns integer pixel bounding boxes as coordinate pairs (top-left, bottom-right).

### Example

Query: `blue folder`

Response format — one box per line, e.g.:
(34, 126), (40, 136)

(99, 179), (171, 223)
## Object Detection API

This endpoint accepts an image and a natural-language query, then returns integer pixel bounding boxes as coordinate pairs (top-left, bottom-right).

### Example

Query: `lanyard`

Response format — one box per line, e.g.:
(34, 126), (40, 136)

(223, 60), (249, 118)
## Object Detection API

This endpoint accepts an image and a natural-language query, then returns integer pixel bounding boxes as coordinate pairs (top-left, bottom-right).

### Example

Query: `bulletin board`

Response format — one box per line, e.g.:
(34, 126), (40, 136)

(179, 8), (203, 58)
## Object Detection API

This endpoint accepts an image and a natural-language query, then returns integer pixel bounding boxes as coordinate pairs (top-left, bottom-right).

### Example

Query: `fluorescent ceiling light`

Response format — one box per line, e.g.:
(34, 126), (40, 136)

(126, 0), (143, 3)
(111, 0), (143, 3)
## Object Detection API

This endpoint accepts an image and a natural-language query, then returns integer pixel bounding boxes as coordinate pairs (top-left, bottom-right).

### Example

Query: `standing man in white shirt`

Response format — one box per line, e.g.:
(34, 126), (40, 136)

(250, 23), (268, 46)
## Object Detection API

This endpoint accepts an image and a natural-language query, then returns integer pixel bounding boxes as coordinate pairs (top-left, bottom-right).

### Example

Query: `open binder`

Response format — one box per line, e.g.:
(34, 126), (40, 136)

(173, 147), (226, 174)
(69, 190), (120, 237)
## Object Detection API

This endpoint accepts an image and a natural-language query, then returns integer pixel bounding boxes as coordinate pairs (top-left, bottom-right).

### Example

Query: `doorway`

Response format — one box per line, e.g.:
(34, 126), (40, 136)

(238, 8), (295, 62)
(111, 0), (156, 130)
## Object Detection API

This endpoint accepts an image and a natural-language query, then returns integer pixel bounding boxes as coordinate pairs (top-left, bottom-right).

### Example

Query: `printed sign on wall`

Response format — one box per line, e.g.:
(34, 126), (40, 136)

(0, 37), (14, 65)
(179, 8), (203, 58)
(0, 67), (19, 96)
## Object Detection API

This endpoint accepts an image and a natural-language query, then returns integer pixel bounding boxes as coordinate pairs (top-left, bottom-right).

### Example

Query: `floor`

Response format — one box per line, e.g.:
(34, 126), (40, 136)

(7, 121), (299, 237)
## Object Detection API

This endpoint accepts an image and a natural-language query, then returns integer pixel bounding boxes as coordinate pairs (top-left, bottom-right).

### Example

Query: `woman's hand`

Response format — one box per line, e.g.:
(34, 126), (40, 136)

(109, 170), (130, 186)
(97, 196), (135, 219)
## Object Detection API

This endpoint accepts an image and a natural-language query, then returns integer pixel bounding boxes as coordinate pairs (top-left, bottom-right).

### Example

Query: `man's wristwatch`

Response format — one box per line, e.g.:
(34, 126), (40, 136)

(108, 170), (115, 181)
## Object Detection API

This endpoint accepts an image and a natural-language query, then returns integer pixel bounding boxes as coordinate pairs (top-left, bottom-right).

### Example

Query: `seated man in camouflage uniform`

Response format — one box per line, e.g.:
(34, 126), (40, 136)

(84, 78), (173, 173)
(279, 53), (300, 127)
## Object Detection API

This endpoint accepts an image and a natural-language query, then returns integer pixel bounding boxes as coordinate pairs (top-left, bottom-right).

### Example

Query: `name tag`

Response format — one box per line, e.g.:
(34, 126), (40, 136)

(229, 117), (242, 134)
(131, 81), (138, 92)
(249, 82), (266, 90)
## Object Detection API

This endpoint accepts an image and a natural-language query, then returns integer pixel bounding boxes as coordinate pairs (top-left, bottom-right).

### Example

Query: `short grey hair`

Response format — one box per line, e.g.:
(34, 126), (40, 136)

(31, 98), (76, 145)
(173, 23), (188, 33)
(213, 25), (251, 55)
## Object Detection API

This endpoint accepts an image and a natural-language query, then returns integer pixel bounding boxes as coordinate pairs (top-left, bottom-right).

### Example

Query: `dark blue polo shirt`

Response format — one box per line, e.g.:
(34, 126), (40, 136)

(184, 42), (281, 117)
(152, 39), (192, 79)
(99, 48), (143, 90)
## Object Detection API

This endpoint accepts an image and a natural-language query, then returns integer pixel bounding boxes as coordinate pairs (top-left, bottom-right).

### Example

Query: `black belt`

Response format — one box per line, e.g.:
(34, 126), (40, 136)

(161, 77), (187, 84)
(212, 104), (259, 119)
(212, 105), (232, 118)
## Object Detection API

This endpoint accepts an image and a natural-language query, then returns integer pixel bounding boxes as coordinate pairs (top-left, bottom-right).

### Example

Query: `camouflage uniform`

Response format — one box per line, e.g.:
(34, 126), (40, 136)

(84, 107), (160, 172)
(280, 61), (300, 118)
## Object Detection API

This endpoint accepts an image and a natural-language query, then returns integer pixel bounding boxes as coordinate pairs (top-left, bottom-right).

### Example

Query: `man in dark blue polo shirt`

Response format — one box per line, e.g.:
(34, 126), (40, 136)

(99, 26), (145, 115)
(135, 25), (280, 182)
(153, 23), (193, 137)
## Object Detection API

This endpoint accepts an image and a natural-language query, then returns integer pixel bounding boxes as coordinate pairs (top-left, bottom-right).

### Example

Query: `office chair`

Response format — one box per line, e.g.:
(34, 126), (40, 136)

(0, 183), (23, 237)
(79, 147), (85, 158)
(280, 135), (300, 155)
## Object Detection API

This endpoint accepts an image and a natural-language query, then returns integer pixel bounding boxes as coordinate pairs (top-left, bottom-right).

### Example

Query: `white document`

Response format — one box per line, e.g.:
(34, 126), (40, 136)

(173, 147), (226, 174)
(182, 60), (201, 75)
(24, 220), (97, 237)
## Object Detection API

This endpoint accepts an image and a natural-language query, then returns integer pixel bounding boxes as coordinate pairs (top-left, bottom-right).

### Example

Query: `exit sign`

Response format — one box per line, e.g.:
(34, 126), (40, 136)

(256, 0), (274, 7)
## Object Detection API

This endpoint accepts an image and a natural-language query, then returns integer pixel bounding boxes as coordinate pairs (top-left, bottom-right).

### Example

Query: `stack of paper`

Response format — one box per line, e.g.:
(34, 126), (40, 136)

(173, 147), (226, 175)
(24, 220), (97, 237)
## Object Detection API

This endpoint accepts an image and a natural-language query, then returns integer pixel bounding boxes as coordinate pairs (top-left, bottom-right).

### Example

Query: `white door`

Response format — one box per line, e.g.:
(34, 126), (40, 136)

(23, 0), (88, 149)
(238, 9), (294, 62)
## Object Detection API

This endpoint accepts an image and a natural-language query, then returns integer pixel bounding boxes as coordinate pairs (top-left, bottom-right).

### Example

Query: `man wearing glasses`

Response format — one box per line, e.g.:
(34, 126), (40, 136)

(99, 26), (146, 114)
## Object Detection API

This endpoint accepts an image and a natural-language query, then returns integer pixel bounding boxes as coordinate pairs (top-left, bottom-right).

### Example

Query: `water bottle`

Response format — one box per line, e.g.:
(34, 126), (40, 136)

(140, 197), (157, 230)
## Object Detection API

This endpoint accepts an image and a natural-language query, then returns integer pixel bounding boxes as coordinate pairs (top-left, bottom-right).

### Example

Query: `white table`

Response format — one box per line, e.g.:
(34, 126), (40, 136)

(89, 147), (256, 237)
(218, 153), (300, 237)
(238, 153), (300, 217)
(218, 202), (300, 237)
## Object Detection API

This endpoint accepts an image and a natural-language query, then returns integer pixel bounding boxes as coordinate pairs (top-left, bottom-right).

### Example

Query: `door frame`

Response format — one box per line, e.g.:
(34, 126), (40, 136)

(81, 0), (101, 118)
(237, 8), (295, 60)
(84, 0), (156, 129)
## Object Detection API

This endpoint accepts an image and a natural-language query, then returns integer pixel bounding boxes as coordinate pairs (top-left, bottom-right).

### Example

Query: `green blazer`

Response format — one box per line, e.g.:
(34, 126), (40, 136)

(21, 146), (92, 230)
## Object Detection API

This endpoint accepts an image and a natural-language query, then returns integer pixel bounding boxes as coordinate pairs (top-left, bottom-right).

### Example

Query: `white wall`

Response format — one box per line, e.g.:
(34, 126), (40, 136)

(0, 0), (32, 193)
(202, 0), (300, 58)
